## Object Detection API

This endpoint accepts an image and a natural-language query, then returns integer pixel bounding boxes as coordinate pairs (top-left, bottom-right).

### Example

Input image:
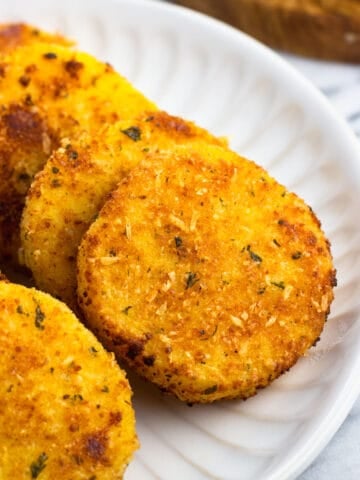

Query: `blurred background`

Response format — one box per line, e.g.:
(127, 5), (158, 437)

(172, 0), (360, 63)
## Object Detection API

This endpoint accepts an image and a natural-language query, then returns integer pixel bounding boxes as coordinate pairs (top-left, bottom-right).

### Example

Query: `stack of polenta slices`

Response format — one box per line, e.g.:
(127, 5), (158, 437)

(0, 23), (336, 479)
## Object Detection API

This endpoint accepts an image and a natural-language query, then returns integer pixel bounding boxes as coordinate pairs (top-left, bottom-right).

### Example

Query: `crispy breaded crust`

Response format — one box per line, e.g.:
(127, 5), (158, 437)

(0, 41), (154, 262)
(0, 280), (138, 479)
(0, 104), (59, 263)
(21, 111), (225, 309)
(77, 144), (335, 403)
(0, 23), (71, 54)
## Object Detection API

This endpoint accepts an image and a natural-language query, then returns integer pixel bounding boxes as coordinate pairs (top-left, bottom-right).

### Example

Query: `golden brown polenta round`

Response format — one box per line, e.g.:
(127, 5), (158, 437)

(20, 111), (225, 310)
(77, 144), (335, 403)
(0, 40), (154, 262)
(0, 280), (138, 479)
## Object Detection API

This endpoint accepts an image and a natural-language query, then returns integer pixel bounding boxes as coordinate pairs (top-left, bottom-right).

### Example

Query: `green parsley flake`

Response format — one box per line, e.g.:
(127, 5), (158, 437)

(247, 245), (262, 263)
(185, 272), (199, 289)
(30, 452), (48, 478)
(121, 126), (141, 141)
(35, 305), (45, 330)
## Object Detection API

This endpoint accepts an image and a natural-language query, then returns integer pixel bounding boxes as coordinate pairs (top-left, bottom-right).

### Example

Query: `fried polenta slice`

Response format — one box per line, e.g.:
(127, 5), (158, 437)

(0, 103), (59, 264)
(0, 41), (154, 262)
(0, 23), (71, 54)
(0, 280), (138, 479)
(20, 111), (225, 309)
(77, 144), (336, 403)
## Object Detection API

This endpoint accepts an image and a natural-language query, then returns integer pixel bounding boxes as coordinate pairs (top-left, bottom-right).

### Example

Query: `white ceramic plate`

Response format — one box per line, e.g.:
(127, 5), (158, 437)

(2, 0), (360, 478)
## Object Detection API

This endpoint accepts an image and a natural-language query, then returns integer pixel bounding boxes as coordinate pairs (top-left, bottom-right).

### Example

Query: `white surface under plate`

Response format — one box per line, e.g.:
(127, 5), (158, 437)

(2, 0), (360, 479)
